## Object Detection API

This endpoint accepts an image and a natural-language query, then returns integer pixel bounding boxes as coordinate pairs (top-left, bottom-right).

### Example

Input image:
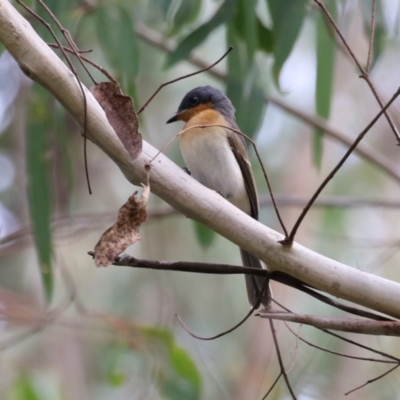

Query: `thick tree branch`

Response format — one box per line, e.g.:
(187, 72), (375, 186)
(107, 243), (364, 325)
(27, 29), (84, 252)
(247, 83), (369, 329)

(2, 0), (400, 318)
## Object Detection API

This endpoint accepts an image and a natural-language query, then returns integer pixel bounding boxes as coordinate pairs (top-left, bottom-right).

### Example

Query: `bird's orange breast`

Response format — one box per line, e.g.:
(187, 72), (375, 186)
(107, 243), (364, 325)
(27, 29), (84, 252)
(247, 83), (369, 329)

(181, 108), (228, 141)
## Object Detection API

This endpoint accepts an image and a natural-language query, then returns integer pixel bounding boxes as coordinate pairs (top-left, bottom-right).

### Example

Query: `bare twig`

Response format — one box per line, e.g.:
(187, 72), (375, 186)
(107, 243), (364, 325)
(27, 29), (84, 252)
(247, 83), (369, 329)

(260, 313), (400, 336)
(366, 0), (377, 72)
(314, 0), (400, 142)
(269, 320), (297, 399)
(283, 322), (396, 364)
(175, 277), (269, 340)
(48, 44), (117, 83)
(345, 364), (400, 396)
(137, 47), (233, 115)
(176, 307), (255, 341)
(163, 123), (289, 237)
(285, 86), (400, 244)
(16, 0), (93, 193)
(136, 23), (400, 186)
(286, 324), (301, 374)
(262, 373), (282, 400)
(112, 255), (392, 323)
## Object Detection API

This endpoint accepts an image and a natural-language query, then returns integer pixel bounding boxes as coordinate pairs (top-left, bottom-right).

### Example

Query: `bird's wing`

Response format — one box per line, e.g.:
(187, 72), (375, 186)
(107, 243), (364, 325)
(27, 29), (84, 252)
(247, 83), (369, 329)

(227, 129), (259, 220)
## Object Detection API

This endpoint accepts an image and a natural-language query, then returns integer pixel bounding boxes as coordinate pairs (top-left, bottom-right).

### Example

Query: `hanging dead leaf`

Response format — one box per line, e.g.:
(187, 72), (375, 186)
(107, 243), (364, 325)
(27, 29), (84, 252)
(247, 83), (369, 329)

(90, 81), (142, 159)
(94, 184), (150, 267)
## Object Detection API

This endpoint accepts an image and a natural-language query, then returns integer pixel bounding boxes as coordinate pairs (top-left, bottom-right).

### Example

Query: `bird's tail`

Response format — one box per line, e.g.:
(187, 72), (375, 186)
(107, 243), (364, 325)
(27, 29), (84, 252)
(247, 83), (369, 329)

(240, 249), (271, 310)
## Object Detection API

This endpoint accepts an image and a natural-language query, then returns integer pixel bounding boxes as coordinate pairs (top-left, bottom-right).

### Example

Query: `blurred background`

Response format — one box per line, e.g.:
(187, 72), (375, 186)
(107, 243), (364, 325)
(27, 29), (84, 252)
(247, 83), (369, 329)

(1, 0), (400, 398)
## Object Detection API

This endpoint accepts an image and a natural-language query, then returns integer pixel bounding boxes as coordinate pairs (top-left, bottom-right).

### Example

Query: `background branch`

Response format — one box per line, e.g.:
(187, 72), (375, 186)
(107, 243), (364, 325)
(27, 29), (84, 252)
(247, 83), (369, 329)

(2, 0), (400, 319)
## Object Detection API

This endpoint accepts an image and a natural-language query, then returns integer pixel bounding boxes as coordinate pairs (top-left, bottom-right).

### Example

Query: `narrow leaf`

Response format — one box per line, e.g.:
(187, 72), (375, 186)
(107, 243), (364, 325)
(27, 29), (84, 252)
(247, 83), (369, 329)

(257, 18), (274, 53)
(26, 87), (53, 301)
(193, 221), (215, 248)
(234, 0), (258, 64)
(267, 0), (309, 85)
(95, 5), (139, 78)
(169, 0), (202, 36)
(226, 26), (266, 140)
(360, 0), (387, 69)
(165, 0), (237, 68)
(314, 0), (336, 168)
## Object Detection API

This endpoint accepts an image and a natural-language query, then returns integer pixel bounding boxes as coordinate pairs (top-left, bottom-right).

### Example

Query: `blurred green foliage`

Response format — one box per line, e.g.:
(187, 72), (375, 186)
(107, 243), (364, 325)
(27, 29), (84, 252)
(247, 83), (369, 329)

(0, 0), (396, 399)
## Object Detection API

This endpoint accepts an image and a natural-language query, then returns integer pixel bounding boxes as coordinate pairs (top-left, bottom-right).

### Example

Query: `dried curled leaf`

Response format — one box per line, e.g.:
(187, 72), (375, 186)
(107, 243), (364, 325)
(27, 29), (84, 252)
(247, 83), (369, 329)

(94, 185), (150, 267)
(90, 81), (142, 159)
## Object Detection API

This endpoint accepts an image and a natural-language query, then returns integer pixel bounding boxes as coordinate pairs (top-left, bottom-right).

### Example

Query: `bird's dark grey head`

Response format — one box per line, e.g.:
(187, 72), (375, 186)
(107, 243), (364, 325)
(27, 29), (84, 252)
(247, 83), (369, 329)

(166, 85), (235, 123)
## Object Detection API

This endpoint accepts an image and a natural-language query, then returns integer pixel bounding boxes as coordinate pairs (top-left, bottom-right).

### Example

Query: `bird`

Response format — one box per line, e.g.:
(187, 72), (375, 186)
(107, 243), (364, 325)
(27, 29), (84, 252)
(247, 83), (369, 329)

(166, 85), (270, 310)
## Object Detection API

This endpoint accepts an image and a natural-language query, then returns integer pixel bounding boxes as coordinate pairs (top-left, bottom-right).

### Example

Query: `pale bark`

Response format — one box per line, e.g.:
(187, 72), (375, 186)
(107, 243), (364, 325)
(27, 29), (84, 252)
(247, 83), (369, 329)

(1, 0), (400, 318)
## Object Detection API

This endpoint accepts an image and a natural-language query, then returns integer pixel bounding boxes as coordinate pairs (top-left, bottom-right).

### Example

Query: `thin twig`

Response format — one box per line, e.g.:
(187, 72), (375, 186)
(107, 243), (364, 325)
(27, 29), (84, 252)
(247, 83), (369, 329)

(366, 0), (377, 72)
(137, 47), (233, 115)
(136, 23), (400, 185)
(175, 277), (269, 341)
(267, 96), (400, 186)
(314, 0), (400, 142)
(285, 86), (400, 244)
(36, 0), (95, 194)
(260, 313), (400, 336)
(16, 0), (93, 193)
(286, 324), (301, 374)
(112, 255), (392, 323)
(158, 123), (288, 237)
(283, 322), (396, 364)
(261, 372), (282, 400)
(48, 44), (117, 83)
(269, 319), (297, 399)
(272, 299), (400, 363)
(345, 364), (400, 396)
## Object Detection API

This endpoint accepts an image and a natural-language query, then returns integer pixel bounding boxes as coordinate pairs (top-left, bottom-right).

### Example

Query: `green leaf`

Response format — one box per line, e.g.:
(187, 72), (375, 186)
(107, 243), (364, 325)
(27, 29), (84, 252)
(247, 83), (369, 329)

(360, 0), (387, 69)
(226, 27), (266, 140)
(234, 0), (258, 64)
(193, 221), (215, 248)
(314, 0), (336, 169)
(95, 5), (139, 79)
(161, 0), (175, 18)
(165, 0), (237, 68)
(169, 0), (202, 36)
(267, 0), (309, 85)
(9, 375), (41, 400)
(27, 87), (53, 301)
(140, 326), (201, 400)
(170, 346), (200, 388)
(257, 18), (274, 53)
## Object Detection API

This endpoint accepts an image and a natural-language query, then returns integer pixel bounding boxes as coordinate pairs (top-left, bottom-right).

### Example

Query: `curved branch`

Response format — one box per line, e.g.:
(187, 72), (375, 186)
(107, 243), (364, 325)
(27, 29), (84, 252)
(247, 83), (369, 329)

(2, 0), (400, 318)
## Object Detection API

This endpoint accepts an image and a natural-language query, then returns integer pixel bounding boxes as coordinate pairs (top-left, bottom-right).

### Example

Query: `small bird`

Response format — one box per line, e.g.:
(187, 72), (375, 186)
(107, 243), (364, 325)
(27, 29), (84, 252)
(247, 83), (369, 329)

(167, 85), (270, 310)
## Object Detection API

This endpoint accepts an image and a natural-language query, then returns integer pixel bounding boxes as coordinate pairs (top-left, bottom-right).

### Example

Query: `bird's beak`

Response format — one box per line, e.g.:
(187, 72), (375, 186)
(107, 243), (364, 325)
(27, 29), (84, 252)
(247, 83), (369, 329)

(166, 113), (179, 124)
(166, 110), (185, 124)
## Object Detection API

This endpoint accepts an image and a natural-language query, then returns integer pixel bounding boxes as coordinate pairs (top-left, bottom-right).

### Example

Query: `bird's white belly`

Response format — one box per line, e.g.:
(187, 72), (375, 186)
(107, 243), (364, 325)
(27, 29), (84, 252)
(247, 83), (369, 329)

(180, 128), (251, 214)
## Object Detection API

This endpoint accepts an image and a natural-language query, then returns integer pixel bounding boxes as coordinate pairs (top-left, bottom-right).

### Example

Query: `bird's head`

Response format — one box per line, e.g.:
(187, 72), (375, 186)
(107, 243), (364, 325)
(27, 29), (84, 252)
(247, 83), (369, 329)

(166, 85), (235, 124)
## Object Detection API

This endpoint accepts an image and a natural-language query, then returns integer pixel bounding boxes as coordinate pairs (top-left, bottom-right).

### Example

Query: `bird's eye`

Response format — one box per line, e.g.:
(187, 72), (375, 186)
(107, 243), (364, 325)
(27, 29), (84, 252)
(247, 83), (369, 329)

(190, 96), (198, 105)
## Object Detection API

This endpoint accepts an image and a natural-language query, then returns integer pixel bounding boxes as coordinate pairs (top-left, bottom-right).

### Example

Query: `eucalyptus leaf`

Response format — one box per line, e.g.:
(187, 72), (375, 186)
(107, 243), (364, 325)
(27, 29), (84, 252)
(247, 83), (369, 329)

(165, 0), (237, 68)
(234, 0), (258, 64)
(360, 0), (387, 69)
(95, 5), (139, 79)
(227, 27), (266, 140)
(314, 0), (336, 169)
(9, 375), (41, 400)
(257, 18), (274, 53)
(267, 0), (309, 85)
(169, 0), (202, 36)
(26, 87), (53, 301)
(193, 221), (215, 248)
